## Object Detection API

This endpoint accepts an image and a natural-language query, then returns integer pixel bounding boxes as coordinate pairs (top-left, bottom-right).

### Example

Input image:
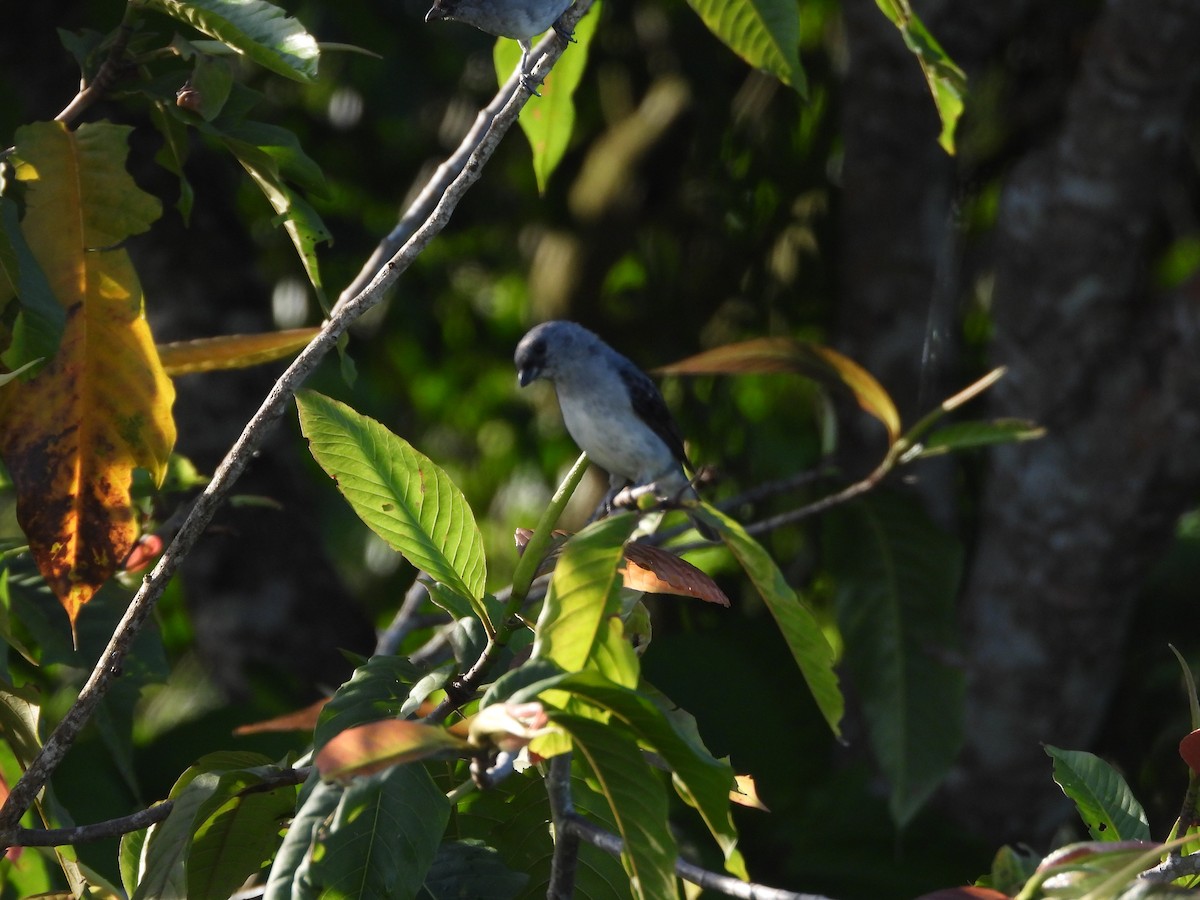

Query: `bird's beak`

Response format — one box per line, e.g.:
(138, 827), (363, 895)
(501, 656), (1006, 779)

(425, 4), (446, 23)
(517, 367), (538, 387)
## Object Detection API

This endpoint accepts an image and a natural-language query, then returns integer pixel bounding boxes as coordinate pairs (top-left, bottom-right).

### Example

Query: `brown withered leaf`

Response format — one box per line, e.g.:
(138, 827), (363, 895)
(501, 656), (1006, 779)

(234, 698), (329, 735)
(315, 719), (470, 782)
(622, 541), (730, 606)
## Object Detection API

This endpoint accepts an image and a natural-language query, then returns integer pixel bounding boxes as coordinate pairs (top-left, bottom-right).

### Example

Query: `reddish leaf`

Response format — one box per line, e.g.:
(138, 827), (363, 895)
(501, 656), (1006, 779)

(315, 719), (470, 782)
(1180, 729), (1200, 773)
(914, 889), (1009, 900)
(121, 533), (164, 573)
(622, 541), (730, 606)
(234, 698), (330, 735)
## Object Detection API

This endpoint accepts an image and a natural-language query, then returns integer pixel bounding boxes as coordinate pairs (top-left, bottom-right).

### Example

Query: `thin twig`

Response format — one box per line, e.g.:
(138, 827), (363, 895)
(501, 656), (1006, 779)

(10, 803), (172, 846)
(0, 0), (594, 841)
(560, 813), (836, 900)
(55, 6), (138, 124)
(1141, 852), (1200, 884)
(546, 754), (581, 900)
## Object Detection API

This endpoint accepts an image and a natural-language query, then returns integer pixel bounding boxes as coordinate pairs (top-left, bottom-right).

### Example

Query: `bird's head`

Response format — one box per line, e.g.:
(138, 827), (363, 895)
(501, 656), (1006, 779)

(515, 320), (596, 387)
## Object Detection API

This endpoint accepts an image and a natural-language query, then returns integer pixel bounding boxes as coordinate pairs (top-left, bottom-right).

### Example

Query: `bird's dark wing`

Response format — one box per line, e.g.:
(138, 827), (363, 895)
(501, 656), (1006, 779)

(618, 362), (691, 467)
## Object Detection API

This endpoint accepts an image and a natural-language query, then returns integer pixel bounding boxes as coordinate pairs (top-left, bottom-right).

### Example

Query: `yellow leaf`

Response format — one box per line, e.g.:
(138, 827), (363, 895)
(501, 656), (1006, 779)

(656, 337), (902, 444)
(158, 326), (320, 375)
(0, 122), (175, 631)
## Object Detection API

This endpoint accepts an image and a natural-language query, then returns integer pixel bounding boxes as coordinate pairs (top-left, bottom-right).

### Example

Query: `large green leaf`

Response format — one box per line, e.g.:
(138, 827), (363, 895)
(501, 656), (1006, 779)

(308, 763), (450, 899)
(551, 713), (678, 900)
(144, 0), (320, 82)
(132, 774), (221, 900)
(314, 654), (423, 754)
(825, 490), (963, 825)
(1046, 745), (1151, 842)
(455, 765), (632, 900)
(495, 0), (601, 192)
(532, 514), (638, 676)
(554, 671), (746, 878)
(873, 0), (966, 154)
(419, 840), (528, 900)
(709, 507), (843, 736)
(262, 778), (342, 900)
(297, 391), (486, 600)
(686, 0), (805, 93)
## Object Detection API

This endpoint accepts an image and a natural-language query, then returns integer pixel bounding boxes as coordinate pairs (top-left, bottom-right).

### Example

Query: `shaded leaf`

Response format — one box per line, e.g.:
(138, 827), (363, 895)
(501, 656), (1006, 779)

(314, 655), (422, 754)
(873, 0), (966, 154)
(496, 1), (601, 192)
(1, 121), (175, 628)
(308, 764), (450, 899)
(297, 391), (486, 601)
(825, 491), (963, 825)
(1046, 745), (1151, 842)
(1170, 644), (1200, 732)
(419, 840), (528, 900)
(315, 719), (470, 782)
(143, 0), (320, 82)
(0, 195), (64, 370)
(915, 890), (1010, 900)
(233, 697), (329, 735)
(532, 514), (638, 674)
(658, 337), (900, 444)
(708, 507), (843, 736)
(550, 713), (678, 900)
(262, 778), (341, 900)
(622, 541), (730, 606)
(686, 0), (805, 93)
(915, 419), (1045, 458)
(158, 327), (319, 375)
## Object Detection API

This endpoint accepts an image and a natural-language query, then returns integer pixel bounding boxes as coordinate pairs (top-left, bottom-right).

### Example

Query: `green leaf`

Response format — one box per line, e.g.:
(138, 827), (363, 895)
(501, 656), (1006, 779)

(709, 507), (843, 736)
(132, 773), (221, 900)
(297, 391), (486, 601)
(314, 655), (422, 754)
(308, 764), (450, 899)
(825, 491), (963, 825)
(495, 1), (601, 192)
(0, 196), (64, 371)
(149, 101), (195, 221)
(686, 0), (805, 93)
(532, 514), (638, 675)
(263, 778), (342, 900)
(143, 0), (320, 82)
(873, 0), (966, 154)
(916, 418), (1045, 458)
(188, 762), (300, 900)
(418, 840), (528, 900)
(554, 671), (746, 878)
(551, 713), (678, 900)
(455, 765), (632, 899)
(1046, 745), (1151, 842)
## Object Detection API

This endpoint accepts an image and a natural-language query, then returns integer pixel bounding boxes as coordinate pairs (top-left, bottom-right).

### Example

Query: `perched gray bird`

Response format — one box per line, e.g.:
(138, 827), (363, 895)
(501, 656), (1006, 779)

(515, 320), (715, 538)
(425, 0), (575, 93)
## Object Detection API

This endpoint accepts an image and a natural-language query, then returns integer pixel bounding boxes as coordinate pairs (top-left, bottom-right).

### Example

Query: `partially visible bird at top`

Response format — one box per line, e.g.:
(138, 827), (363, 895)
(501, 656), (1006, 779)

(514, 320), (716, 539)
(425, 0), (576, 94)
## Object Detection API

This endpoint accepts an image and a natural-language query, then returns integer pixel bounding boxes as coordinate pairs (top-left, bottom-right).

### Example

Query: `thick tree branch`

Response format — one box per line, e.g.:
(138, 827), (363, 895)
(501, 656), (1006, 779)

(546, 753), (581, 900)
(0, 1), (593, 841)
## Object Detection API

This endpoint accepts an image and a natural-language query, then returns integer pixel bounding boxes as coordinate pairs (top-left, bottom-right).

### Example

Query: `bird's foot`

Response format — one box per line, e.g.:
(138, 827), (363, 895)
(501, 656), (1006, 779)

(552, 17), (577, 43)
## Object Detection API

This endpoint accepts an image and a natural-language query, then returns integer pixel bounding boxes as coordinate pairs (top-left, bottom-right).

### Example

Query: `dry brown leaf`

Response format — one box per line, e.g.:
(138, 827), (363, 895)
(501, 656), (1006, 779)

(622, 542), (730, 606)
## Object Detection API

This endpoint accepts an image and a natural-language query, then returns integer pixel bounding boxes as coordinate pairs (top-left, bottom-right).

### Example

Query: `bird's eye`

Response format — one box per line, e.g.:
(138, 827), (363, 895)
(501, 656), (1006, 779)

(531, 339), (546, 356)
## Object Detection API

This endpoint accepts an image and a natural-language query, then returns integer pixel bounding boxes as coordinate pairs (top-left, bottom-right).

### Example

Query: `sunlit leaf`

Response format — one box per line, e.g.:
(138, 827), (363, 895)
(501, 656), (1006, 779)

(622, 541), (730, 606)
(233, 697), (329, 735)
(708, 507), (843, 736)
(730, 774), (768, 811)
(158, 327), (319, 375)
(872, 0), (966, 154)
(143, 0), (320, 82)
(496, 0), (601, 192)
(297, 391), (486, 601)
(315, 719), (469, 782)
(1, 121), (175, 629)
(658, 337), (900, 444)
(554, 671), (746, 878)
(308, 764), (449, 899)
(825, 491), (963, 825)
(532, 514), (638, 674)
(1046, 745), (1151, 842)
(686, 0), (805, 93)
(550, 713), (678, 900)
